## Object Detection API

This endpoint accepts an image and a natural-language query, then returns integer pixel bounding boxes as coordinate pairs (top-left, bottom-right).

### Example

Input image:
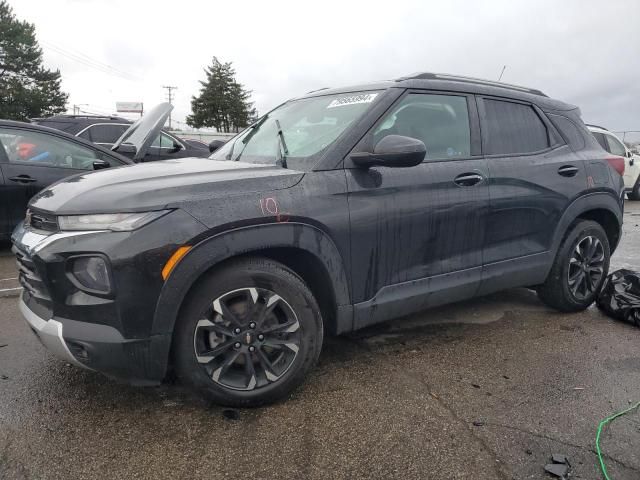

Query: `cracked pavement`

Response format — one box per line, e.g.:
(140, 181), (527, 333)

(2, 203), (640, 479)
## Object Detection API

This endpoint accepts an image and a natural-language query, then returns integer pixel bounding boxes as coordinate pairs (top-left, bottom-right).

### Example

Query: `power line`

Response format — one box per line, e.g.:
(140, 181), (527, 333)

(40, 40), (141, 83)
(162, 85), (177, 129)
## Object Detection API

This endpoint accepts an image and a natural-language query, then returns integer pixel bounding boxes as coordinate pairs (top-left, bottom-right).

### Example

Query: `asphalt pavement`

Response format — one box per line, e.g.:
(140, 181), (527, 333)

(2, 203), (640, 479)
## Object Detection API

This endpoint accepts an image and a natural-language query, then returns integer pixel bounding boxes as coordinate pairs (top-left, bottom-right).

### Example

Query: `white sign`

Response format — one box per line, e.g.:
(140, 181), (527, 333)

(327, 93), (378, 109)
(116, 102), (143, 113)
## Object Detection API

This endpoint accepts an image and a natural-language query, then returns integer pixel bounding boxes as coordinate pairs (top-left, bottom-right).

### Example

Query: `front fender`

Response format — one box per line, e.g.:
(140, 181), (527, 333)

(151, 222), (351, 338)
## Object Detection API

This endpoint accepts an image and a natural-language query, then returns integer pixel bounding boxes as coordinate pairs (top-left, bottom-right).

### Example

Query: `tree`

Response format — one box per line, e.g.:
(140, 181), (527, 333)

(187, 57), (255, 132)
(0, 1), (68, 121)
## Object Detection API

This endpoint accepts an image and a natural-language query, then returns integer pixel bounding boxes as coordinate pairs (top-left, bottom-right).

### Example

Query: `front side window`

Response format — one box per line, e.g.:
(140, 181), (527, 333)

(151, 133), (178, 148)
(483, 99), (550, 155)
(210, 91), (382, 170)
(605, 134), (626, 157)
(0, 128), (101, 170)
(373, 93), (471, 161)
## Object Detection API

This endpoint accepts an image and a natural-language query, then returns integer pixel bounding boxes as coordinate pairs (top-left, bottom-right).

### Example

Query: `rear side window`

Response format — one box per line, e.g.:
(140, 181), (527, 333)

(82, 124), (128, 144)
(482, 99), (550, 155)
(605, 134), (626, 156)
(592, 132), (609, 150)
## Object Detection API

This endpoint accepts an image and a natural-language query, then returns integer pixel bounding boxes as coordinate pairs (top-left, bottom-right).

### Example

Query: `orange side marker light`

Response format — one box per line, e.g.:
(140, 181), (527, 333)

(162, 246), (191, 280)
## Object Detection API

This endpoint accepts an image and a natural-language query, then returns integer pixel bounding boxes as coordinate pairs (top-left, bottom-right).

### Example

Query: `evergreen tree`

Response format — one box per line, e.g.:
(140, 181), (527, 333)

(187, 57), (254, 132)
(0, 1), (68, 121)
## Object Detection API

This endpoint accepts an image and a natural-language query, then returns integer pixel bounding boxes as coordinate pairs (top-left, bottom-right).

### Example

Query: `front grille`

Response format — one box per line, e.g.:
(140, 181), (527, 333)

(12, 245), (51, 301)
(27, 209), (59, 232)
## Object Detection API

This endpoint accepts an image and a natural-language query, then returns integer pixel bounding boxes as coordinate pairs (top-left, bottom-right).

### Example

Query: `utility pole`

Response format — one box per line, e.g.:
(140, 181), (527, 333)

(72, 104), (88, 115)
(162, 85), (177, 129)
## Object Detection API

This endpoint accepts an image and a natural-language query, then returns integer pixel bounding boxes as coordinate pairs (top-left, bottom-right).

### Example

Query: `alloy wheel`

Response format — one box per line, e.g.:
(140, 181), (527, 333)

(193, 287), (301, 391)
(567, 235), (605, 300)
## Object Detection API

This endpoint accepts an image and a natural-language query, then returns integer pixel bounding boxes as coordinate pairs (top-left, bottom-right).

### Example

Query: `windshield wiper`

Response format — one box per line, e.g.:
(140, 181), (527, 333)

(275, 119), (289, 169)
(230, 114), (269, 162)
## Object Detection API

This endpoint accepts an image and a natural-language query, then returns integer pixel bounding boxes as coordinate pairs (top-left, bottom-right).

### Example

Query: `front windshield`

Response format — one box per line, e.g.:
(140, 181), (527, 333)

(210, 91), (381, 170)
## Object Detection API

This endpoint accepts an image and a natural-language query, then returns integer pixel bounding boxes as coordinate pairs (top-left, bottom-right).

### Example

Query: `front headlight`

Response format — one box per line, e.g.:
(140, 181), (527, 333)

(58, 210), (170, 231)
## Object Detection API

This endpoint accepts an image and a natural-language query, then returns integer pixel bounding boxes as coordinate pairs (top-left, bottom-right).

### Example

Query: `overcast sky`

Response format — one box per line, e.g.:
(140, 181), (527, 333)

(10, 0), (640, 134)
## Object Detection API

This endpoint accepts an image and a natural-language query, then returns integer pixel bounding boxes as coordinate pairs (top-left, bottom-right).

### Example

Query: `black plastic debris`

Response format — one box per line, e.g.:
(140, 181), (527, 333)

(544, 453), (571, 479)
(597, 269), (640, 326)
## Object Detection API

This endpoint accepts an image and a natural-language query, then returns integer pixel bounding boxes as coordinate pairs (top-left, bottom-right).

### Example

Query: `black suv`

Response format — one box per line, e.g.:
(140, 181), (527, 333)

(12, 73), (624, 406)
(32, 113), (211, 162)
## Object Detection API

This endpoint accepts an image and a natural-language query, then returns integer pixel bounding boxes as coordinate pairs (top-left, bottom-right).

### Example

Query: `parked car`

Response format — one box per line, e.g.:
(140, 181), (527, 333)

(587, 125), (640, 199)
(12, 73), (624, 407)
(32, 112), (213, 161)
(0, 120), (133, 240)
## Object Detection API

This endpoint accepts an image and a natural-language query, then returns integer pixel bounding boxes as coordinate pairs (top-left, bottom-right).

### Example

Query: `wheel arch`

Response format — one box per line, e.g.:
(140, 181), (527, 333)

(150, 222), (353, 377)
(551, 193), (623, 257)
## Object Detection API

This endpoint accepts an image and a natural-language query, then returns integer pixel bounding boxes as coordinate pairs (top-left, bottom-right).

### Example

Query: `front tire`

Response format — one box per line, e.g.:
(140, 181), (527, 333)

(173, 257), (323, 407)
(627, 182), (640, 201)
(537, 220), (610, 312)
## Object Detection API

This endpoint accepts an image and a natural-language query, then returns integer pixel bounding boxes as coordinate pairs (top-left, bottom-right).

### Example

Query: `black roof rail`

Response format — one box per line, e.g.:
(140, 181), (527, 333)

(585, 123), (609, 131)
(395, 72), (547, 97)
(38, 114), (126, 120)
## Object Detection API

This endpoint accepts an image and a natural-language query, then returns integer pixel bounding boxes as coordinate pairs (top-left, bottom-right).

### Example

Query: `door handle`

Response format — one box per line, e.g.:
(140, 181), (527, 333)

(557, 165), (579, 177)
(454, 173), (484, 187)
(9, 175), (37, 184)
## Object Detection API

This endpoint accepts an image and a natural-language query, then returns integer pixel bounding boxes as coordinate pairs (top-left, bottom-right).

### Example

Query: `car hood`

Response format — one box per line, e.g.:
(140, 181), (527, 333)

(29, 158), (305, 214)
(112, 103), (172, 161)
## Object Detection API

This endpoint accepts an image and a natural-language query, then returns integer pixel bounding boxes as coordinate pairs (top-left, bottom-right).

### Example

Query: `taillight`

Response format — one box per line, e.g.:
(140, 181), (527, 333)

(606, 156), (625, 176)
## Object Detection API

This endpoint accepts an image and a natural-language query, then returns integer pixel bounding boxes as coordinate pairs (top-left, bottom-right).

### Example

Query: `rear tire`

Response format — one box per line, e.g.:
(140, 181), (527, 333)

(537, 220), (610, 312)
(173, 257), (323, 407)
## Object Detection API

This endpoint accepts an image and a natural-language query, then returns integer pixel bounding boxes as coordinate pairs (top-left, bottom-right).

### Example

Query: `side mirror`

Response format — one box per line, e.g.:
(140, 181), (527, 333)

(168, 143), (183, 153)
(627, 150), (633, 158)
(209, 139), (225, 153)
(113, 143), (136, 156)
(93, 159), (110, 170)
(350, 135), (426, 168)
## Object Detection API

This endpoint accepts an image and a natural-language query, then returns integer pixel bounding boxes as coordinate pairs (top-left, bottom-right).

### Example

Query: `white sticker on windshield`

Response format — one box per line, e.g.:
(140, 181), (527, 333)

(327, 93), (378, 108)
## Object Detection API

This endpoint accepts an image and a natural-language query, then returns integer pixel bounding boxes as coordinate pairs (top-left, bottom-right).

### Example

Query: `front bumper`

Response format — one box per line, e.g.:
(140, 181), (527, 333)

(19, 295), (171, 385)
(11, 209), (206, 385)
(19, 298), (89, 369)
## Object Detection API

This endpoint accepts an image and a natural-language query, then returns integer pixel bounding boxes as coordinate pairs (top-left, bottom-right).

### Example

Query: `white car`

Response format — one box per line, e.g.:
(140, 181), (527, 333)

(588, 125), (640, 200)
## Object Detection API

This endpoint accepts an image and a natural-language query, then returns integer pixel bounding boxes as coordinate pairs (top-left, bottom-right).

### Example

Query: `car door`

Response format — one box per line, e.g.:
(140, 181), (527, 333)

(345, 91), (489, 329)
(0, 126), (115, 230)
(477, 96), (586, 295)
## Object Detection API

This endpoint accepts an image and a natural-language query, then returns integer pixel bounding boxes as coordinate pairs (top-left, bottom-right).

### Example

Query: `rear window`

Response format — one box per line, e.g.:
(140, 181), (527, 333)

(33, 120), (79, 134)
(483, 99), (550, 155)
